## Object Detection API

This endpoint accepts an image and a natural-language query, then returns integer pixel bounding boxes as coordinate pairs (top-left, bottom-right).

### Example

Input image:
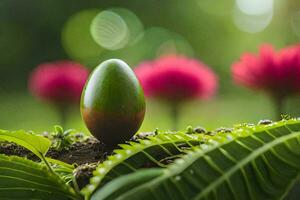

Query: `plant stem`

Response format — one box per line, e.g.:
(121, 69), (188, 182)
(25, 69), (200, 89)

(40, 155), (55, 174)
(72, 175), (82, 199)
(57, 104), (69, 127)
(272, 96), (285, 121)
(170, 103), (180, 131)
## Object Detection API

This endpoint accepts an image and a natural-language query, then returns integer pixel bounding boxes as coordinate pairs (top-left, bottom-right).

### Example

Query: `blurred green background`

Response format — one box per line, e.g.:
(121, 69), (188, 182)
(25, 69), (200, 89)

(1, 0), (300, 133)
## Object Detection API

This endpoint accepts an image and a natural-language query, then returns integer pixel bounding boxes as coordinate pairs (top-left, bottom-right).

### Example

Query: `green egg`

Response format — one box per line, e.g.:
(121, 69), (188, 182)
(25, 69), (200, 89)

(81, 59), (145, 147)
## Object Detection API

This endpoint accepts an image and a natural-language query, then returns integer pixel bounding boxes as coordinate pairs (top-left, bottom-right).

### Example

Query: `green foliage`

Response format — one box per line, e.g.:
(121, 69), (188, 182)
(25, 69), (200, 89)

(0, 129), (51, 159)
(2, 119), (300, 200)
(91, 169), (164, 200)
(0, 128), (76, 183)
(82, 131), (205, 197)
(0, 154), (78, 200)
(51, 126), (84, 151)
(90, 119), (300, 200)
(46, 157), (75, 183)
(46, 157), (75, 170)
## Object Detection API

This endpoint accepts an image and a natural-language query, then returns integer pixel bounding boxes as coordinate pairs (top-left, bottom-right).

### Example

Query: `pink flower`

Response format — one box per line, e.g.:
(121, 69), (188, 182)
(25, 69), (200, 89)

(29, 60), (89, 104)
(232, 44), (300, 98)
(135, 55), (218, 103)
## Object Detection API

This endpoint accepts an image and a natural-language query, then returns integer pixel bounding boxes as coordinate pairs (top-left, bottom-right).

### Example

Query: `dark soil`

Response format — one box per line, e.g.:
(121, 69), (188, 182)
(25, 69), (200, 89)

(47, 137), (109, 165)
(74, 162), (98, 189)
(0, 136), (111, 189)
(0, 142), (37, 160)
(0, 137), (110, 165)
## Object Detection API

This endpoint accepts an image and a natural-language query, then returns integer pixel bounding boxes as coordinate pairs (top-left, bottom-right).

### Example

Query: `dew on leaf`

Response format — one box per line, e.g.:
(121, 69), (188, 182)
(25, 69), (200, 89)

(175, 176), (181, 181)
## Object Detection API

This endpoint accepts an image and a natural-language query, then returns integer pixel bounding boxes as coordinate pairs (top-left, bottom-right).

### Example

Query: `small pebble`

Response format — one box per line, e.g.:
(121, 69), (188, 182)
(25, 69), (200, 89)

(74, 133), (85, 139)
(258, 119), (273, 125)
(215, 127), (233, 133)
(193, 126), (206, 134)
(205, 131), (216, 136)
(131, 132), (156, 141)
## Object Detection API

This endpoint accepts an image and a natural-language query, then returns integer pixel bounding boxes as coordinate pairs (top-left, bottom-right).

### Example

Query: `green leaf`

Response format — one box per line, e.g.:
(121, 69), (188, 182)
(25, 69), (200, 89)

(91, 169), (163, 200)
(46, 158), (75, 184)
(0, 154), (78, 200)
(82, 132), (207, 197)
(91, 119), (300, 200)
(55, 125), (64, 135)
(46, 157), (75, 170)
(0, 129), (51, 159)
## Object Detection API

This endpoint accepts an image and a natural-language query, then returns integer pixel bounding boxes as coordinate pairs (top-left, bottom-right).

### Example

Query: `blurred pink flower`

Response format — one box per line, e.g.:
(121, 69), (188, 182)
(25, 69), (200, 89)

(135, 55), (218, 103)
(29, 60), (89, 104)
(232, 44), (300, 99)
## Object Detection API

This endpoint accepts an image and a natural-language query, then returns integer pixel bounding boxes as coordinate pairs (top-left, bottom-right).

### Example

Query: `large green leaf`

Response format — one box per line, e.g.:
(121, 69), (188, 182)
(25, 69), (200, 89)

(82, 132), (206, 197)
(0, 129), (51, 159)
(0, 154), (78, 200)
(91, 169), (163, 200)
(91, 119), (300, 200)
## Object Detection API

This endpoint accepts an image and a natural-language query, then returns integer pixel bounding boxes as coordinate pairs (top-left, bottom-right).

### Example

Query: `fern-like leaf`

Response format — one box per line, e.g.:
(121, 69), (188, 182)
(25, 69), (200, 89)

(82, 132), (208, 197)
(0, 154), (79, 200)
(91, 169), (163, 200)
(91, 119), (300, 200)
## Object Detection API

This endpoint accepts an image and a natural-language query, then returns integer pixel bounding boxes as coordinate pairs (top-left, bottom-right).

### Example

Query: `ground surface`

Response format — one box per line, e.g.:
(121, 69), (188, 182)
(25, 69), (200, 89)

(0, 137), (108, 189)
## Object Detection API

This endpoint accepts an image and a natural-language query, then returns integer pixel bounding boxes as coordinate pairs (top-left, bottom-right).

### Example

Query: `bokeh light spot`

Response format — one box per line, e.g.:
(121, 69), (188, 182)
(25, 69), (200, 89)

(110, 8), (144, 46)
(236, 0), (273, 16)
(233, 6), (273, 33)
(96, 27), (193, 66)
(90, 10), (129, 50)
(62, 9), (103, 66)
